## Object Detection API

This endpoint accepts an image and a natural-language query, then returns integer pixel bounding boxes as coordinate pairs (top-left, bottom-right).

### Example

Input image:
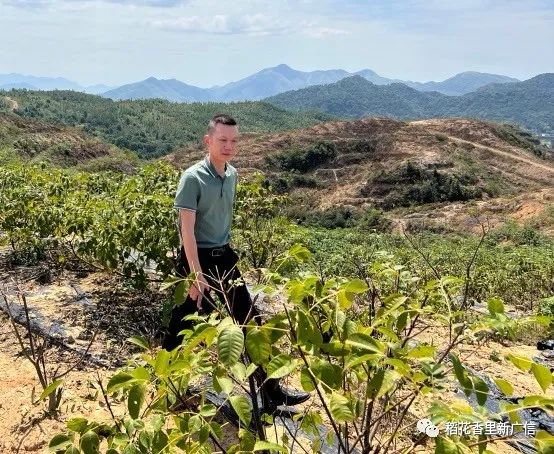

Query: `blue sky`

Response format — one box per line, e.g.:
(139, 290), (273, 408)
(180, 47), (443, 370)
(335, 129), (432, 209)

(0, 0), (553, 87)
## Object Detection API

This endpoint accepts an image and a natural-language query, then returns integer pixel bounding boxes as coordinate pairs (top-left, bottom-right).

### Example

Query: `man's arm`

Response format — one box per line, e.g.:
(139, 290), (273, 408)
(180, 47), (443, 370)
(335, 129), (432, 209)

(179, 208), (208, 309)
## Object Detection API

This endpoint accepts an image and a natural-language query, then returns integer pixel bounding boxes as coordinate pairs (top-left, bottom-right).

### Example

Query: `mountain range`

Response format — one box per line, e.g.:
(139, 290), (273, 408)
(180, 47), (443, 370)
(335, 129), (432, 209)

(102, 65), (518, 101)
(266, 73), (554, 133)
(1, 65), (518, 102)
(0, 73), (112, 94)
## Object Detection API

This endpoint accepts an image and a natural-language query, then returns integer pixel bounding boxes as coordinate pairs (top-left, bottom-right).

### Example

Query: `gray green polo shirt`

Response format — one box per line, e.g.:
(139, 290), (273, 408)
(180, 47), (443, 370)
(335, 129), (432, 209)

(174, 156), (237, 248)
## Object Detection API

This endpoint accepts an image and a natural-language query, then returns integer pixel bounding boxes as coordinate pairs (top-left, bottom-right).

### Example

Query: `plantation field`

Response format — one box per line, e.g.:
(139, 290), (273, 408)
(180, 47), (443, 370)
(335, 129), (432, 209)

(1, 161), (554, 453)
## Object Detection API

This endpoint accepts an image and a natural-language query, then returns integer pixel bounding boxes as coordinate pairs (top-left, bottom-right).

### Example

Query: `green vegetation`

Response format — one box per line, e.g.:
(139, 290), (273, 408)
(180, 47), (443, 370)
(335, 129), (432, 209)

(285, 205), (392, 231)
(266, 74), (554, 135)
(0, 115), (139, 171)
(362, 161), (483, 209)
(0, 90), (331, 158)
(2, 161), (554, 453)
(296, 226), (554, 310)
(492, 123), (549, 157)
(266, 141), (337, 172)
(0, 162), (179, 288)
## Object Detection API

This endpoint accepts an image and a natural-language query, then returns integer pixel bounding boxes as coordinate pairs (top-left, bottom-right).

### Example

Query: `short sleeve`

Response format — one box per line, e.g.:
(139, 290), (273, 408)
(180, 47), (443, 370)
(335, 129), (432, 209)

(174, 172), (200, 211)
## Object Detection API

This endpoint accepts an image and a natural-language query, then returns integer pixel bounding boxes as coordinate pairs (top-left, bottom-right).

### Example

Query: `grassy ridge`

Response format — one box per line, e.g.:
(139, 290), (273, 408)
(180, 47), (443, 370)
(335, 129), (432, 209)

(266, 74), (554, 133)
(0, 90), (331, 158)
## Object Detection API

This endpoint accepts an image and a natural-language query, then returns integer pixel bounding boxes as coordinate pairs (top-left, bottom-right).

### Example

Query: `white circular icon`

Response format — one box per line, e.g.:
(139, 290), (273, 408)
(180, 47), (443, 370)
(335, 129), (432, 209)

(416, 418), (439, 438)
(416, 418), (432, 433)
(426, 425), (440, 438)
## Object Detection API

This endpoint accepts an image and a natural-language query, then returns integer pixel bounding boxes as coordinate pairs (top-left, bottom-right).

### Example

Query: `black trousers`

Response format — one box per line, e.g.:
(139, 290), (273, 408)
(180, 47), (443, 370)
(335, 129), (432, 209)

(163, 244), (259, 351)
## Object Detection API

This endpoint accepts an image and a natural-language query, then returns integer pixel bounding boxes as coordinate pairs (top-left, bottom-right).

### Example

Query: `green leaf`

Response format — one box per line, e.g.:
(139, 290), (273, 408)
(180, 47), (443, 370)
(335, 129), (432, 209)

(344, 278), (369, 294)
(435, 436), (459, 454)
(65, 447), (80, 454)
(231, 363), (247, 382)
(487, 297), (505, 316)
(532, 363), (553, 392)
(288, 243), (311, 262)
(266, 354), (297, 379)
(345, 332), (384, 355)
(217, 325), (244, 367)
(80, 431), (100, 454)
(367, 370), (399, 399)
(300, 367), (316, 392)
(128, 383), (145, 419)
(473, 376), (489, 406)
(49, 434), (72, 451)
(160, 274), (183, 291)
(213, 374), (234, 395)
(127, 336), (149, 350)
(310, 359), (343, 390)
(494, 378), (514, 396)
(245, 328), (271, 365)
(154, 349), (171, 376)
(40, 378), (63, 401)
(329, 392), (354, 422)
(406, 344), (436, 359)
(66, 417), (89, 434)
(174, 281), (186, 306)
(346, 353), (381, 369)
(130, 366), (150, 381)
(296, 310), (323, 347)
(449, 354), (472, 394)
(107, 372), (134, 393)
(337, 289), (353, 309)
(507, 354), (533, 372)
(152, 431), (169, 454)
(230, 395), (252, 427)
(535, 430), (554, 454)
(253, 441), (287, 452)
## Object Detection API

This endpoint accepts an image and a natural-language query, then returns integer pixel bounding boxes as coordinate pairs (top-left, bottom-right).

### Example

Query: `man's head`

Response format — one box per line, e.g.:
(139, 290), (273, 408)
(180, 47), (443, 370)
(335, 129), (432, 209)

(204, 114), (238, 165)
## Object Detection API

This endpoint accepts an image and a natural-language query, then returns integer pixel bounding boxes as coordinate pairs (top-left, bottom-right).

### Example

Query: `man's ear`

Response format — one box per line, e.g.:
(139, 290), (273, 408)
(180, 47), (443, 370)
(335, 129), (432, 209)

(203, 134), (210, 146)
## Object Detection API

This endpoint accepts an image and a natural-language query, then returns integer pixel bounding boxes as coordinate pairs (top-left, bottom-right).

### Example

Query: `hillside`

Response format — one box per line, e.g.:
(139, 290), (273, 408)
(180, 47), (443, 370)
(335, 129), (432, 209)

(266, 76), (447, 118)
(103, 77), (213, 102)
(441, 73), (554, 133)
(0, 113), (139, 172)
(266, 74), (554, 133)
(0, 90), (331, 158)
(165, 117), (554, 232)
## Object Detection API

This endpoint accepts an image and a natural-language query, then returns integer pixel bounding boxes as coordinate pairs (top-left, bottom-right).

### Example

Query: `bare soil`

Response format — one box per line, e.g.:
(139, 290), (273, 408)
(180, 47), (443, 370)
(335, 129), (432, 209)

(164, 118), (554, 237)
(1, 254), (552, 453)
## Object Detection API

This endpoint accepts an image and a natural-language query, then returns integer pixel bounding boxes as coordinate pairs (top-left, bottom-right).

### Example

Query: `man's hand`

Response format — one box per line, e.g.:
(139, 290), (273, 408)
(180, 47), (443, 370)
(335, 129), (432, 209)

(189, 275), (209, 310)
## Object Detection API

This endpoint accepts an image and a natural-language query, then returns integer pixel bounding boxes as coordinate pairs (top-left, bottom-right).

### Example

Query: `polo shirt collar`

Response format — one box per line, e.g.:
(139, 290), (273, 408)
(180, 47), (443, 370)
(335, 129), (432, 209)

(204, 156), (228, 178)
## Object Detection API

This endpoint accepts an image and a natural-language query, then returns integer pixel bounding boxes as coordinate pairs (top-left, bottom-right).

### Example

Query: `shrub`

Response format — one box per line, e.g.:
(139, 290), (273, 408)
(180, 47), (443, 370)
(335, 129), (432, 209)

(358, 207), (392, 232)
(363, 162), (482, 209)
(266, 141), (337, 173)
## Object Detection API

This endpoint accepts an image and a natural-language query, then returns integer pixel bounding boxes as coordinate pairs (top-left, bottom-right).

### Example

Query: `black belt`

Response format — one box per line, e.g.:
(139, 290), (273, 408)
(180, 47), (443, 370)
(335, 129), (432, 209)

(199, 244), (229, 257)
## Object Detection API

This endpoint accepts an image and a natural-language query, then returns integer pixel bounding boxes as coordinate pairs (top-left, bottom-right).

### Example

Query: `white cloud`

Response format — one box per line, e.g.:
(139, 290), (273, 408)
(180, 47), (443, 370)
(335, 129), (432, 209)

(150, 13), (296, 35)
(150, 13), (348, 37)
(0, 0), (186, 8)
(304, 27), (349, 38)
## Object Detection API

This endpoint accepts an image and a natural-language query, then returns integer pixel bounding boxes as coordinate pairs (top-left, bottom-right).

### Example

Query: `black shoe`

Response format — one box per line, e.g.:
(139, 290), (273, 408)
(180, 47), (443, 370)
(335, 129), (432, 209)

(262, 379), (310, 407)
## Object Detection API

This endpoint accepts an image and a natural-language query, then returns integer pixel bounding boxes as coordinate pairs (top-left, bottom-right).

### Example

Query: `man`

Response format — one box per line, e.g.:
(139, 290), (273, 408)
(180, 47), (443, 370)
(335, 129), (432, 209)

(163, 113), (309, 410)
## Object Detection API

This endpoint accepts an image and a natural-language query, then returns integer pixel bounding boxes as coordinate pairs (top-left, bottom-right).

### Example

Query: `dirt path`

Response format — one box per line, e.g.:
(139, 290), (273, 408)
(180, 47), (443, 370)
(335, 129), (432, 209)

(449, 135), (554, 174)
(411, 120), (554, 175)
(3, 96), (19, 111)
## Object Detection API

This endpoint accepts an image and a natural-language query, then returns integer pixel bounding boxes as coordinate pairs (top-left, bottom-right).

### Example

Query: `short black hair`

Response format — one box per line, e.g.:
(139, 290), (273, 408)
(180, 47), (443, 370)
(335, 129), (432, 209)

(207, 114), (237, 135)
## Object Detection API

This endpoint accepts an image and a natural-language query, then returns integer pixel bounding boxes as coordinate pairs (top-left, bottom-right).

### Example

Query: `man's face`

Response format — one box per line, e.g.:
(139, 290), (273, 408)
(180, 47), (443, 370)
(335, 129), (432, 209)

(204, 124), (238, 163)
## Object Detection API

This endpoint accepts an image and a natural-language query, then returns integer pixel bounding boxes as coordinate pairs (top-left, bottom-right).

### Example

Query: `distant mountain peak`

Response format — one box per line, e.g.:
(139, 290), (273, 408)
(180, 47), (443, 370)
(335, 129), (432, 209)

(274, 63), (293, 71)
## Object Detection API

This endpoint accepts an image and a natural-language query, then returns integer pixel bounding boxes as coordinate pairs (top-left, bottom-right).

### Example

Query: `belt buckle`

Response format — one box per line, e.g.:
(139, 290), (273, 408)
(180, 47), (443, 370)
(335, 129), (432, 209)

(211, 247), (224, 257)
